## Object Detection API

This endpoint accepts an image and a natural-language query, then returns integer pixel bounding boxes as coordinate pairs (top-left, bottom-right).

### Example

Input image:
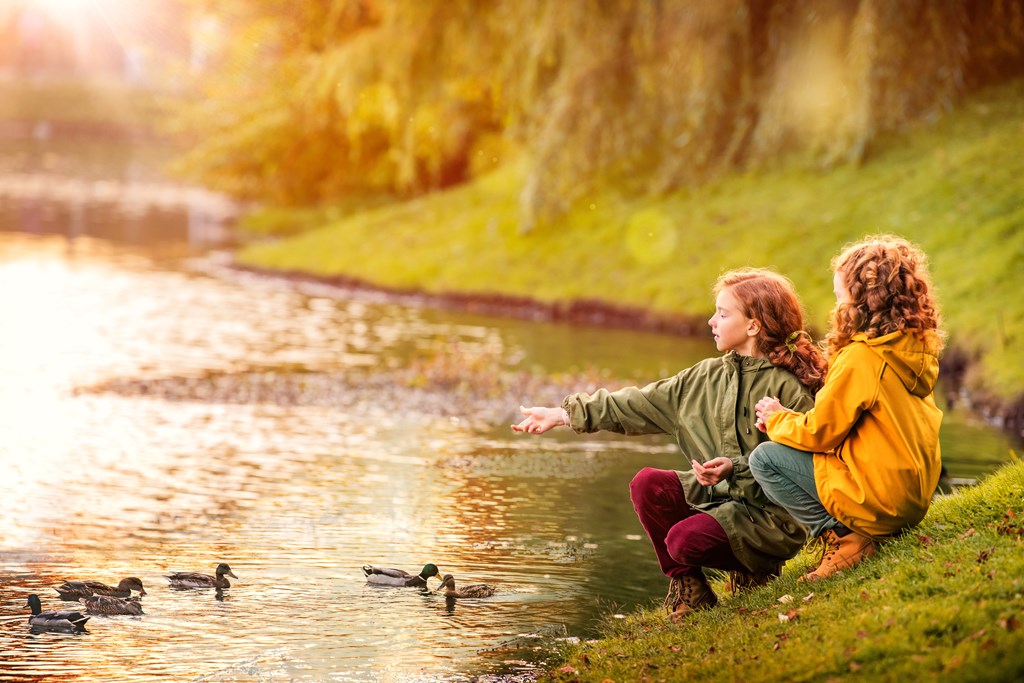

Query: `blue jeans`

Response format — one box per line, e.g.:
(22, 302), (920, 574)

(749, 441), (840, 538)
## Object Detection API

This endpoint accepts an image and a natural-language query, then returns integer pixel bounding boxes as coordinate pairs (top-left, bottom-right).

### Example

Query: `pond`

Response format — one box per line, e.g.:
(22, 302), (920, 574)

(0, 153), (1018, 682)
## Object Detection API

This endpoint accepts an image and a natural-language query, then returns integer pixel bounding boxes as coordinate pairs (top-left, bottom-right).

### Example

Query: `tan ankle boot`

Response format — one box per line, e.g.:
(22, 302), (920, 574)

(665, 573), (718, 620)
(727, 564), (781, 595)
(800, 529), (877, 582)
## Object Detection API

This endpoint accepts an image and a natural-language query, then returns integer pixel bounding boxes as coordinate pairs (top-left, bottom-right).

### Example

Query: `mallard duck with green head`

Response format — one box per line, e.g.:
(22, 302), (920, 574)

(55, 577), (146, 601)
(436, 574), (496, 598)
(25, 594), (89, 632)
(166, 563), (237, 589)
(79, 594), (145, 616)
(362, 563), (441, 587)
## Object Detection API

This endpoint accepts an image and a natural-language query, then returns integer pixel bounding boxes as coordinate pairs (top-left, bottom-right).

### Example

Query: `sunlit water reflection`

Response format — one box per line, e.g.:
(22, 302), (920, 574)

(0, 220), (1018, 681)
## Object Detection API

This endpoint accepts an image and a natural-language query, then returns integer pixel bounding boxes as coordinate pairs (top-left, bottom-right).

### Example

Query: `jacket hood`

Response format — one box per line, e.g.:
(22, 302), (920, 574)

(855, 331), (940, 397)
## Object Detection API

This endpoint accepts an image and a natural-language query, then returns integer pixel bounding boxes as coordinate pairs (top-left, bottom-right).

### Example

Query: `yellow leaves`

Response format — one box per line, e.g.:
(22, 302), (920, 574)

(349, 82), (402, 130)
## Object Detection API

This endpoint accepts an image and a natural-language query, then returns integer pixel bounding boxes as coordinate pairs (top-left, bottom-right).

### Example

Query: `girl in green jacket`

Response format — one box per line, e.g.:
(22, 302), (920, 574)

(513, 269), (827, 619)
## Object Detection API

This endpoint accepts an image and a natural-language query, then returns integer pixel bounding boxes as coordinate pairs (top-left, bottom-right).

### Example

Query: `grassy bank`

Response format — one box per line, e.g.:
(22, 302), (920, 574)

(535, 458), (1024, 682)
(236, 78), (1024, 405)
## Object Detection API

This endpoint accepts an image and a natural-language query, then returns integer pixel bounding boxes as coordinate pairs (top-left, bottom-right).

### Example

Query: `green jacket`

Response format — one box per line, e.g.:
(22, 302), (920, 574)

(562, 352), (814, 573)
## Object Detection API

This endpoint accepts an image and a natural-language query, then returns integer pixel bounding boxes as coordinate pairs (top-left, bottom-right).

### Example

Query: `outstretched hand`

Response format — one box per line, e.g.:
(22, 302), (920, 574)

(511, 405), (566, 434)
(754, 395), (785, 432)
(691, 457), (733, 486)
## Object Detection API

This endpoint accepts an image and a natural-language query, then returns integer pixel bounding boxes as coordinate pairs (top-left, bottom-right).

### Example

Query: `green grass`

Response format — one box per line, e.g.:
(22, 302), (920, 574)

(538, 459), (1024, 682)
(239, 78), (1023, 403)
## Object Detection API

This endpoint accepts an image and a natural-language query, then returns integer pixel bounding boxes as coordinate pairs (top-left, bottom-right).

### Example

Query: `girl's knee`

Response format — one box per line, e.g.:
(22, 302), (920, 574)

(630, 467), (670, 501)
(748, 442), (772, 476)
(626, 464), (667, 497)
(749, 441), (792, 476)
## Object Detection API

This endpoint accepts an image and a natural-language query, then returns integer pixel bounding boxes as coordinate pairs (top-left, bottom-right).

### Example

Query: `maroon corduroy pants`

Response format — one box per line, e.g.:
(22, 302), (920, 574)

(629, 466), (746, 578)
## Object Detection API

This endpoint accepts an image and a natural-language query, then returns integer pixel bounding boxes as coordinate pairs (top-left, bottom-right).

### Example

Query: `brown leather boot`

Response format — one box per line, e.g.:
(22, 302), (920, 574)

(727, 564), (781, 595)
(799, 528), (877, 582)
(665, 573), (718, 620)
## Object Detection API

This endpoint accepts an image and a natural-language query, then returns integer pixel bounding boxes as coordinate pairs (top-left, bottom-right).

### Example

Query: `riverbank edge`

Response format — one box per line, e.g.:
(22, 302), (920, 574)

(227, 259), (1024, 442)
(539, 458), (1024, 682)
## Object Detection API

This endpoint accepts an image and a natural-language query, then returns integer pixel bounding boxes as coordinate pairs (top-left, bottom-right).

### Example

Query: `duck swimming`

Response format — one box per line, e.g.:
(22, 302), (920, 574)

(25, 594), (89, 632)
(55, 577), (146, 601)
(362, 563), (441, 587)
(166, 563), (237, 589)
(436, 574), (496, 598)
(79, 594), (145, 616)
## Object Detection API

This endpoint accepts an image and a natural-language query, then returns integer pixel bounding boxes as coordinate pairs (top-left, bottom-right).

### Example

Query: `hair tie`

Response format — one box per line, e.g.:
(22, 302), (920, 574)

(785, 330), (808, 355)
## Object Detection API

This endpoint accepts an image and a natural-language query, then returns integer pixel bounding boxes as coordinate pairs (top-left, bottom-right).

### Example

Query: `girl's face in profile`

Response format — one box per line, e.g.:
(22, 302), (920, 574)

(708, 287), (759, 357)
(833, 270), (852, 305)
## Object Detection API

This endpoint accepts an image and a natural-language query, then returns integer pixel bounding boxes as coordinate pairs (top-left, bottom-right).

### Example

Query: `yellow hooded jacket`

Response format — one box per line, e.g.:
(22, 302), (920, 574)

(766, 331), (943, 538)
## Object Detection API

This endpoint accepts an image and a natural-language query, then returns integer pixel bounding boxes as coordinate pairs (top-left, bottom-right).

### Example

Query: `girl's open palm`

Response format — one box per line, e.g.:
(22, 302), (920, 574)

(512, 406), (565, 434)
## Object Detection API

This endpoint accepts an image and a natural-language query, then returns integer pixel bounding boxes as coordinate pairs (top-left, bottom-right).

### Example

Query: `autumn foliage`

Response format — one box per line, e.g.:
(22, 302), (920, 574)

(173, 0), (1024, 230)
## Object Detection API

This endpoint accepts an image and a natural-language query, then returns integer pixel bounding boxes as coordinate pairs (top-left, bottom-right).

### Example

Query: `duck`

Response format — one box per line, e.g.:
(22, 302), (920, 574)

(25, 594), (89, 632)
(54, 577), (147, 601)
(362, 563), (441, 587)
(436, 573), (496, 598)
(79, 594), (145, 616)
(165, 563), (237, 589)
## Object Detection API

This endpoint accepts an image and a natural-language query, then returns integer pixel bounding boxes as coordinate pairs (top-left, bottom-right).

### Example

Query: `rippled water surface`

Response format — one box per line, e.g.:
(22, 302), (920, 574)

(0, 213), (1017, 681)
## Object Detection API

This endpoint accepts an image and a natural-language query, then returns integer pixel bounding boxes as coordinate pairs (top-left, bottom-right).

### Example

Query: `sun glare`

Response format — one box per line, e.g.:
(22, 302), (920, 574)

(25, 0), (96, 29)
(28, 0), (92, 11)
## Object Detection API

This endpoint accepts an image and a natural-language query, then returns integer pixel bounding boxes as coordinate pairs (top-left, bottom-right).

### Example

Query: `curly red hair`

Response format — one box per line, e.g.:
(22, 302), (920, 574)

(827, 234), (944, 358)
(715, 268), (827, 394)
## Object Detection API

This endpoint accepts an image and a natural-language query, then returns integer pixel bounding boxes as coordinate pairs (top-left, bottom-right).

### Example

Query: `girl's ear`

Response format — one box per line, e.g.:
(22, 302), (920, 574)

(747, 319), (761, 338)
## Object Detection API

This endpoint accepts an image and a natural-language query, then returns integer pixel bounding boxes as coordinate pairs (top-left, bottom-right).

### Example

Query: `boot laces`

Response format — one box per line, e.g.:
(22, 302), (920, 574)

(809, 531), (841, 565)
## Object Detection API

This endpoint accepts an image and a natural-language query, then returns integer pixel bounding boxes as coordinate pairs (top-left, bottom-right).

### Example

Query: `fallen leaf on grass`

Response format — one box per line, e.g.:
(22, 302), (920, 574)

(802, 592), (815, 602)
(777, 594), (794, 604)
(998, 616), (1020, 632)
(916, 534), (933, 546)
(960, 528), (976, 539)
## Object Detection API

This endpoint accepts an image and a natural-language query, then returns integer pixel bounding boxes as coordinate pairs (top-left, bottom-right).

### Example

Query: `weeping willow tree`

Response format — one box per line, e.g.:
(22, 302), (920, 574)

(171, 0), (1024, 230)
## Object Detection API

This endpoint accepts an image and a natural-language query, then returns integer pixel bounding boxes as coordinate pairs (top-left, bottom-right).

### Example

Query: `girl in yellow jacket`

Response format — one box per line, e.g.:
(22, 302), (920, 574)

(751, 235), (945, 582)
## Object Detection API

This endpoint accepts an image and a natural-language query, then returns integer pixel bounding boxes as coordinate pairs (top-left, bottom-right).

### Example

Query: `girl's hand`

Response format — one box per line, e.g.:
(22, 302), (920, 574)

(691, 457), (734, 486)
(754, 396), (785, 432)
(512, 406), (566, 434)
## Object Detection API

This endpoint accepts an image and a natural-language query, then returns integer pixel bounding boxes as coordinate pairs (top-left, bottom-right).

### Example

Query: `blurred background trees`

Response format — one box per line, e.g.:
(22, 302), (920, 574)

(6, 0), (1015, 231)
(168, 0), (1024, 231)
